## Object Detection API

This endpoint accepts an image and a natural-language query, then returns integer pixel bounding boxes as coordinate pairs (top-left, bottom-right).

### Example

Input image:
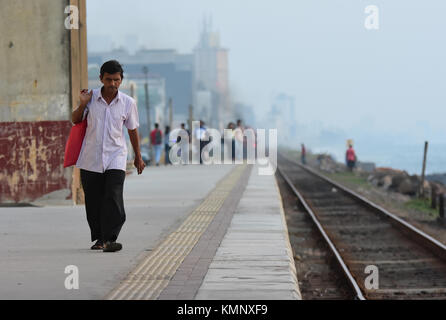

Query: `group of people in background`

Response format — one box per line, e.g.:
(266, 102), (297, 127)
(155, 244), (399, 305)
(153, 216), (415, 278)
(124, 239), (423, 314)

(195, 118), (249, 164)
(225, 119), (245, 162)
(149, 122), (187, 166)
(146, 119), (249, 166)
(149, 122), (358, 171)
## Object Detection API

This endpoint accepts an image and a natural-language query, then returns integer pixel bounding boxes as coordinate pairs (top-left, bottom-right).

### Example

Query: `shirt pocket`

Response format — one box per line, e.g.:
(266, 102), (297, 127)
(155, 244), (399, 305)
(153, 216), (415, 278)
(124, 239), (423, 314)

(110, 111), (125, 138)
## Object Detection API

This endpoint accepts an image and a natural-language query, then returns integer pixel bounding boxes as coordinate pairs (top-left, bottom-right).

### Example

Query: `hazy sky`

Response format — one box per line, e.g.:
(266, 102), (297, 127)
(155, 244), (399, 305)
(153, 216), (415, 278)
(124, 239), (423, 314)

(87, 0), (446, 145)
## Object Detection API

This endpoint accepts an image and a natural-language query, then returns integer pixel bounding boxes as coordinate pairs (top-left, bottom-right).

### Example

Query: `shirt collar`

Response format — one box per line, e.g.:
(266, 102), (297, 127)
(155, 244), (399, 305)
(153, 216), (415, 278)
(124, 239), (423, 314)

(97, 87), (121, 103)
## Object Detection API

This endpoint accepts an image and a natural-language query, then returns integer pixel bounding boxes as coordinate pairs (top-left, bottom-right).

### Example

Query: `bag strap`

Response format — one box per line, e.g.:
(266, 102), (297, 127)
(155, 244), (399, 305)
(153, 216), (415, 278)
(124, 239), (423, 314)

(83, 107), (89, 120)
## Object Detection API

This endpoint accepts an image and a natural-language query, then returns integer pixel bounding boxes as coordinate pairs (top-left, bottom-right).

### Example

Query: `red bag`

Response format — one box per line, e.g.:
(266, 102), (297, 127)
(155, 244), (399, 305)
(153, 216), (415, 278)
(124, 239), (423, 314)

(63, 118), (87, 168)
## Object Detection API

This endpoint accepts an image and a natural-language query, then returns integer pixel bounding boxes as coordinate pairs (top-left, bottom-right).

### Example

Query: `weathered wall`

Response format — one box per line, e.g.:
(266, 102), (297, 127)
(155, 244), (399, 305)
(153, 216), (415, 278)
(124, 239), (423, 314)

(0, 121), (72, 202)
(0, 0), (73, 203)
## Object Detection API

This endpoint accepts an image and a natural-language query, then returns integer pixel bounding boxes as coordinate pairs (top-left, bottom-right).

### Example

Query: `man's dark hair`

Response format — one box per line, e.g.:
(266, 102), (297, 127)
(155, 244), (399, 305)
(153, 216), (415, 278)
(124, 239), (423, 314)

(154, 123), (159, 129)
(100, 60), (124, 79)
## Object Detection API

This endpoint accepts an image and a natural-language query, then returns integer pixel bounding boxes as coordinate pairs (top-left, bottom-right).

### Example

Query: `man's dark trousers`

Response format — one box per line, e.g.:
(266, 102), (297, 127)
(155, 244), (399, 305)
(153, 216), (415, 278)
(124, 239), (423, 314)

(80, 169), (126, 242)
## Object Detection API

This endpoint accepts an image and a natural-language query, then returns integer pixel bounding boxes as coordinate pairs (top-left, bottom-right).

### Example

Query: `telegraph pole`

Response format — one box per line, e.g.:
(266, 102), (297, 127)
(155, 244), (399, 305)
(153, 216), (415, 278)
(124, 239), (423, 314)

(419, 141), (428, 198)
(143, 66), (152, 164)
(169, 98), (173, 129)
(188, 104), (193, 134)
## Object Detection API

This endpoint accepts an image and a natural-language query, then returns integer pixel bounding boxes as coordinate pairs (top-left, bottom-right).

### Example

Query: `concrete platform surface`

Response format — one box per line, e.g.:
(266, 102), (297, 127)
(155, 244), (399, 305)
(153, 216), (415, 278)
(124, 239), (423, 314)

(195, 166), (302, 300)
(0, 163), (301, 300)
(0, 164), (233, 299)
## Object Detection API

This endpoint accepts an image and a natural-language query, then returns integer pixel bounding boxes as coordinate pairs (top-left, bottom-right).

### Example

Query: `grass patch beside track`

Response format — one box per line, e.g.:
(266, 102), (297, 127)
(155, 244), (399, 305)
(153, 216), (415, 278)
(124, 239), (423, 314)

(404, 198), (439, 218)
(281, 148), (439, 219)
(324, 171), (371, 190)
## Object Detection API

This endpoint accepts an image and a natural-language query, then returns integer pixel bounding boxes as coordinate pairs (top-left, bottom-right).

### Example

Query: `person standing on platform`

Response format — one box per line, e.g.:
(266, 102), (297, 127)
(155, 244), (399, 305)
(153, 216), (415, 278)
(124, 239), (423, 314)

(164, 125), (171, 165)
(196, 120), (208, 164)
(72, 60), (145, 252)
(181, 122), (190, 141)
(346, 144), (357, 172)
(226, 122), (236, 162)
(234, 119), (244, 161)
(176, 123), (190, 164)
(150, 123), (163, 166)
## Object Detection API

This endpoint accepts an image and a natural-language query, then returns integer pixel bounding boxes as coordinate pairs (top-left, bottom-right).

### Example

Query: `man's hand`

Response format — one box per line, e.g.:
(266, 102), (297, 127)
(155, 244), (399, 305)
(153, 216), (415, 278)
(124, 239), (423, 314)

(128, 128), (145, 175)
(134, 155), (145, 175)
(72, 89), (93, 124)
(80, 89), (93, 106)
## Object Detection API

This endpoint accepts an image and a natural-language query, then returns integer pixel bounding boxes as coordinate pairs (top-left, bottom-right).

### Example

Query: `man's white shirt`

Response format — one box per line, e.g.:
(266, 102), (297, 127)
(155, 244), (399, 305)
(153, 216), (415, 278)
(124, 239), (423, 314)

(76, 88), (139, 173)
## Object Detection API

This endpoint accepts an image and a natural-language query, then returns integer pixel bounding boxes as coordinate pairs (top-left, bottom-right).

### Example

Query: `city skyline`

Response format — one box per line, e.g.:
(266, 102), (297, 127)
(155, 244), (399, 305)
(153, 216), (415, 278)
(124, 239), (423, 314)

(86, 1), (446, 146)
(86, 0), (446, 174)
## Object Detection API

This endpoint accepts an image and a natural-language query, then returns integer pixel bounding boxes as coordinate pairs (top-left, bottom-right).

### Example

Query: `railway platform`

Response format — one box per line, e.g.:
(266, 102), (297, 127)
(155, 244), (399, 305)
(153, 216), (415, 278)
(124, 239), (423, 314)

(0, 163), (301, 300)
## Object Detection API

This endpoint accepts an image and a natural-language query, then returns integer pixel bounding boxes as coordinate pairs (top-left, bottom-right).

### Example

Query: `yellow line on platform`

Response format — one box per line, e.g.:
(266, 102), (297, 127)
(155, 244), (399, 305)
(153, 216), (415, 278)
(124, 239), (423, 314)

(105, 165), (247, 300)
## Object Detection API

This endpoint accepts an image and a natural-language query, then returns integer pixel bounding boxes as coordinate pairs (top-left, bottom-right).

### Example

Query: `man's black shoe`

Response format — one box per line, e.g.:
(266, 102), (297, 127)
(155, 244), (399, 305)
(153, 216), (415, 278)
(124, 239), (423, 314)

(90, 240), (104, 250)
(103, 241), (122, 252)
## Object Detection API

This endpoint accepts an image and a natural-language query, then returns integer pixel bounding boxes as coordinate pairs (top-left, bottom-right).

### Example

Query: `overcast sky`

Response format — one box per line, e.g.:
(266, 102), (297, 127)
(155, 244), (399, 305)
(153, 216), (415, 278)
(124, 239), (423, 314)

(87, 0), (446, 146)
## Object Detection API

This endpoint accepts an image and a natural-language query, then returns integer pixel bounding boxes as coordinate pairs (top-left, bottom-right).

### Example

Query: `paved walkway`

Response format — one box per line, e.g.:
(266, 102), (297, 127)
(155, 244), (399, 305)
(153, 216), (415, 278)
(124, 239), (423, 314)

(0, 163), (301, 300)
(0, 164), (233, 299)
(195, 168), (301, 300)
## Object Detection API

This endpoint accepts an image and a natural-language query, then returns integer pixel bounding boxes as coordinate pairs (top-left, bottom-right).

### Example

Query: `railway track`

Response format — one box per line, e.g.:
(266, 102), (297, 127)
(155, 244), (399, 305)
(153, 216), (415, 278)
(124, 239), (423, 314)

(277, 153), (446, 300)
(276, 172), (356, 299)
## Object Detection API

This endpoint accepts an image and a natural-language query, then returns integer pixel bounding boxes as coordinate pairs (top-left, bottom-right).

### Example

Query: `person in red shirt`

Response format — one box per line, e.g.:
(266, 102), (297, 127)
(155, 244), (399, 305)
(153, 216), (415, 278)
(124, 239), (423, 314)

(346, 145), (357, 172)
(150, 123), (163, 166)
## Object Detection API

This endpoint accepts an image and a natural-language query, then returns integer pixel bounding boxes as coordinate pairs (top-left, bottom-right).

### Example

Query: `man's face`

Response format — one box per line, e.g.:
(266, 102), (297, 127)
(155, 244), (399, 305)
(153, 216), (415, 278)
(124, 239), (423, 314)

(100, 72), (122, 94)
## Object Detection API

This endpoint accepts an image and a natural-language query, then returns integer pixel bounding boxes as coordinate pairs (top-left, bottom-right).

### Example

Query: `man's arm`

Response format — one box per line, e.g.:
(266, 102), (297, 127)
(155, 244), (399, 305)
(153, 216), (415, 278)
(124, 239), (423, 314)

(128, 128), (145, 175)
(72, 90), (92, 124)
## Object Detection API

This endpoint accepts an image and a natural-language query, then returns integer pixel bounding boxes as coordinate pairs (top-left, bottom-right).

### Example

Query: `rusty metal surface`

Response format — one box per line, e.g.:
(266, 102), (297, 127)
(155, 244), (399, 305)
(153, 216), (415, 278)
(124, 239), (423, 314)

(279, 154), (446, 300)
(0, 120), (72, 203)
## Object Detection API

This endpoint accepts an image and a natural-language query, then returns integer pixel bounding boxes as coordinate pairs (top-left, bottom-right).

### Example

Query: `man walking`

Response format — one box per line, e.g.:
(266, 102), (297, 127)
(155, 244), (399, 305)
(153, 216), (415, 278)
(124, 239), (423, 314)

(150, 123), (163, 166)
(71, 60), (145, 252)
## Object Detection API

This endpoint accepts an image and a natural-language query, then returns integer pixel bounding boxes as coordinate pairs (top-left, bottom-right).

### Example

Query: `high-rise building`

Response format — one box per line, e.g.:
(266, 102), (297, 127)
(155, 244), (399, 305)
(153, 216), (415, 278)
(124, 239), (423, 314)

(193, 17), (231, 130)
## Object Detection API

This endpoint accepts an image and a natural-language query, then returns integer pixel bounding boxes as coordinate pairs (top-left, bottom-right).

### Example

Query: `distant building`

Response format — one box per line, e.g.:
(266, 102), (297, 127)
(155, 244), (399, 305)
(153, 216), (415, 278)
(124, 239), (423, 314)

(88, 72), (166, 142)
(193, 17), (231, 130)
(88, 20), (232, 132)
(88, 48), (193, 127)
(195, 90), (213, 125)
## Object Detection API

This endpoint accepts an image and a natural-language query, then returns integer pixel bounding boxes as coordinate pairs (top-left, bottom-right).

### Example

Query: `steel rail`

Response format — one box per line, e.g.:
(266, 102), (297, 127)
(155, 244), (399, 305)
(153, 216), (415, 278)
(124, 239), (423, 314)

(277, 164), (366, 300)
(280, 152), (446, 262)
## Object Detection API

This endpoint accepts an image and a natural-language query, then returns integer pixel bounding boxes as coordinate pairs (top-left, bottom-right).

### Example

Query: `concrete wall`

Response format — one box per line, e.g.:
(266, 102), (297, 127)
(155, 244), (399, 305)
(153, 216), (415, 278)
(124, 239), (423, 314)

(0, 0), (73, 203)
